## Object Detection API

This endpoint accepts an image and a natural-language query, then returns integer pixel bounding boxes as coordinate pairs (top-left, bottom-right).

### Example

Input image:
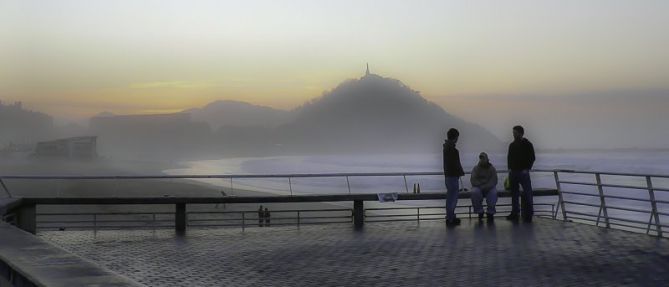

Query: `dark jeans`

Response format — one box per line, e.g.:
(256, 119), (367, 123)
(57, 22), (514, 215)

(444, 177), (460, 220)
(509, 170), (533, 218)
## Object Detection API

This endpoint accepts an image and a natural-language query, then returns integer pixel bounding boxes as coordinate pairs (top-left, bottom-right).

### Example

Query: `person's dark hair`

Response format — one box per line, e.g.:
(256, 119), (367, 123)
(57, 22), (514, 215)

(513, 125), (524, 135)
(447, 128), (459, 140)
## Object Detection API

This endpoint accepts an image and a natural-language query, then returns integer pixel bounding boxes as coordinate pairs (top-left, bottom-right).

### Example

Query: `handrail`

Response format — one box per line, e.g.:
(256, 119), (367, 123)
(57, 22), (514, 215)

(553, 169), (669, 179)
(554, 169), (666, 238)
(3, 168), (669, 180)
(4, 168), (669, 239)
(0, 169), (564, 180)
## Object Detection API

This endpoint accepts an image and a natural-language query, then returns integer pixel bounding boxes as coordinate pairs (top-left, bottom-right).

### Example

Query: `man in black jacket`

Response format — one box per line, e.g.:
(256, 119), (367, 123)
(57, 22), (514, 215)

(443, 128), (465, 226)
(506, 125), (536, 222)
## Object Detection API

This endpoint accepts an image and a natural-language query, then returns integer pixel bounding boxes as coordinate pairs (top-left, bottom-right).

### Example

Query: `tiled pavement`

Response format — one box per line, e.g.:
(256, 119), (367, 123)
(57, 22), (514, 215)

(39, 218), (669, 287)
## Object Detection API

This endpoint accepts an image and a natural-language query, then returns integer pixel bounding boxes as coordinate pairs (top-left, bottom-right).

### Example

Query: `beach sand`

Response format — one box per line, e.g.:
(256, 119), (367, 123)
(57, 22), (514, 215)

(0, 158), (351, 230)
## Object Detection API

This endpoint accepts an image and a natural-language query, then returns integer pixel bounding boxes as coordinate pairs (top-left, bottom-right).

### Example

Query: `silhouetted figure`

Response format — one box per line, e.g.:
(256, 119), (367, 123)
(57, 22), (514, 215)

(258, 205), (264, 227)
(470, 152), (498, 222)
(505, 125), (536, 222)
(264, 208), (271, 227)
(443, 128), (465, 226)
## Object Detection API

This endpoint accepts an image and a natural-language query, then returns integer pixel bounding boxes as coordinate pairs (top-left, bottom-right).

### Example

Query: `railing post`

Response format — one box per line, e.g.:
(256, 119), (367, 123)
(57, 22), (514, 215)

(297, 211), (300, 228)
(595, 173), (610, 228)
(416, 208), (420, 223)
(403, 175), (409, 193)
(353, 200), (364, 229)
(554, 171), (568, 221)
(230, 178), (234, 196)
(346, 176), (352, 195)
(0, 178), (12, 198)
(175, 203), (186, 234)
(16, 203), (36, 234)
(288, 177), (293, 196)
(646, 176), (662, 237)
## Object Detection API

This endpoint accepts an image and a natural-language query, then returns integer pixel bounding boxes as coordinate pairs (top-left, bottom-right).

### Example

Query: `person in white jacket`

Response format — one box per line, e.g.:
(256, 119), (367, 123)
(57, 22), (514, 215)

(470, 152), (498, 221)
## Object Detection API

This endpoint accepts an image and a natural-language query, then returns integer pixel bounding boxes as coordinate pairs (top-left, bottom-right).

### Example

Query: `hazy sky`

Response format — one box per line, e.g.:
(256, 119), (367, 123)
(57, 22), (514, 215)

(1, 0), (668, 148)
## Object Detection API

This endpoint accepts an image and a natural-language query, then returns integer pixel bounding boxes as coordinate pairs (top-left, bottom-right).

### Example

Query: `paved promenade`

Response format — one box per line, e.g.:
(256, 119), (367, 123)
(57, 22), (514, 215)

(40, 218), (669, 286)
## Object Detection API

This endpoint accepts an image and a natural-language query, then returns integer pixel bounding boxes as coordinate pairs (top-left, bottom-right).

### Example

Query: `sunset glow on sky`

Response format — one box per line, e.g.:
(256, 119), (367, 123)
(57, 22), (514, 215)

(2, 0), (668, 126)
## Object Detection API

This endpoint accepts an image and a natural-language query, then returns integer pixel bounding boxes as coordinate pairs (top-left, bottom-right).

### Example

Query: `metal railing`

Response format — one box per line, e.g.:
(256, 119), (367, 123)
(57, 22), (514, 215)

(365, 203), (556, 223)
(2, 169), (668, 238)
(554, 170), (668, 238)
(34, 203), (557, 232)
(0, 170), (559, 197)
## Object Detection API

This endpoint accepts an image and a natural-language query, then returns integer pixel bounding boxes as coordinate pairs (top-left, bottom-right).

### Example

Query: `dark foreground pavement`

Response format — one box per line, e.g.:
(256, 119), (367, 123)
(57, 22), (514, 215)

(39, 218), (669, 287)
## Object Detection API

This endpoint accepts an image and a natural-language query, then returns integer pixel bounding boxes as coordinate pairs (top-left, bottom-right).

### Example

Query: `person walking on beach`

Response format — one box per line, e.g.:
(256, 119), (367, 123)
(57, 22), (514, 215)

(470, 152), (498, 222)
(443, 128), (465, 226)
(264, 207), (271, 227)
(258, 205), (264, 227)
(506, 125), (536, 222)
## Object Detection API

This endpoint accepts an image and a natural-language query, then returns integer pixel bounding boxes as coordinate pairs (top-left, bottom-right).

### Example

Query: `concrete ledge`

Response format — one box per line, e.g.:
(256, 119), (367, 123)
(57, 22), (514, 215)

(0, 222), (144, 287)
(0, 198), (23, 216)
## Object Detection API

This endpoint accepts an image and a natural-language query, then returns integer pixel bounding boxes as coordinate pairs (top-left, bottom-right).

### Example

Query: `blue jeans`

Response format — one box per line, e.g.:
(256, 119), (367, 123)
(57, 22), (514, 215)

(509, 170), (533, 218)
(445, 177), (460, 220)
(471, 186), (497, 215)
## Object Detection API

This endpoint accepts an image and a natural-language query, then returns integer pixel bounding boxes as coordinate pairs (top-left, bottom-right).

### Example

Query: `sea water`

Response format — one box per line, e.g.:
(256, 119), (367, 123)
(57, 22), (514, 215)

(165, 151), (669, 225)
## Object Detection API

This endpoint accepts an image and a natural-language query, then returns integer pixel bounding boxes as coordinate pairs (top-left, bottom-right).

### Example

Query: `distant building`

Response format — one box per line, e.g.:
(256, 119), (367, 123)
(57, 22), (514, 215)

(0, 101), (54, 146)
(34, 136), (98, 159)
(89, 112), (211, 158)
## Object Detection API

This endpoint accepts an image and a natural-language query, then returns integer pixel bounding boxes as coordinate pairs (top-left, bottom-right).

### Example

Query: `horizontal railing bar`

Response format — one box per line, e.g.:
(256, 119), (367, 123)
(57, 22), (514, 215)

(555, 170), (669, 179)
(185, 223), (249, 227)
(188, 216), (353, 222)
(0, 170), (558, 180)
(365, 203), (555, 211)
(566, 216), (656, 232)
(294, 215), (353, 220)
(563, 201), (600, 208)
(10, 168), (669, 181)
(560, 191), (600, 197)
(188, 209), (352, 214)
(20, 189), (559, 205)
(36, 212), (175, 216)
(37, 220), (98, 224)
(563, 215), (598, 223)
(604, 215), (655, 226)
(559, 181), (649, 191)
(365, 214), (418, 218)
(566, 211), (656, 226)
(417, 213), (446, 217)
(565, 210), (600, 218)
(608, 221), (660, 231)
(558, 181), (596, 186)
(602, 194), (651, 202)
(37, 220), (174, 224)
(190, 221), (353, 227)
(604, 205), (653, 214)
(598, 183), (652, 190)
(365, 219), (424, 223)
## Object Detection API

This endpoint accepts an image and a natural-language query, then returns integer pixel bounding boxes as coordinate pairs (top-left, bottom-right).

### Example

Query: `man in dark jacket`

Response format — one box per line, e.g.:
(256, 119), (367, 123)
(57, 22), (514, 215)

(506, 125), (536, 222)
(443, 128), (465, 226)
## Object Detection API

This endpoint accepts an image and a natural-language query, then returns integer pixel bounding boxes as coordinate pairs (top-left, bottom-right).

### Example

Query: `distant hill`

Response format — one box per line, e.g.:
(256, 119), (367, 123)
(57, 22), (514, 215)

(185, 100), (293, 130)
(273, 73), (502, 153)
